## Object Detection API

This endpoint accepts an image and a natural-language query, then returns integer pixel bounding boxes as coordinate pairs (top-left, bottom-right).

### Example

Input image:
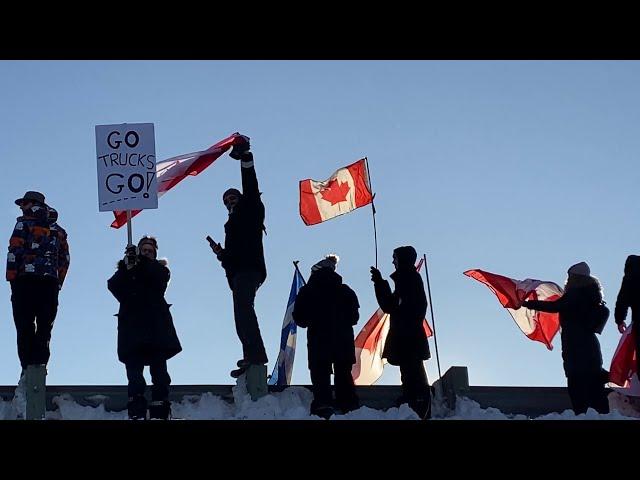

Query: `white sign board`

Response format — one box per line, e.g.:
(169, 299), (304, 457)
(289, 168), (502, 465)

(96, 123), (158, 212)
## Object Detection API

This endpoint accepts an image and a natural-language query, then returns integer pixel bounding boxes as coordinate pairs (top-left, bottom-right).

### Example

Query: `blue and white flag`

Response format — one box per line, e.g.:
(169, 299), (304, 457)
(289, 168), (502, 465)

(268, 268), (305, 386)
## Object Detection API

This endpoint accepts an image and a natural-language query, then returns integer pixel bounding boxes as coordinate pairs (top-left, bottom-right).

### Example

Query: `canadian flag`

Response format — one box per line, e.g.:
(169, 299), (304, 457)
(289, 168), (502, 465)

(351, 259), (433, 385)
(299, 158), (373, 226)
(464, 269), (563, 350)
(609, 325), (637, 388)
(111, 133), (241, 228)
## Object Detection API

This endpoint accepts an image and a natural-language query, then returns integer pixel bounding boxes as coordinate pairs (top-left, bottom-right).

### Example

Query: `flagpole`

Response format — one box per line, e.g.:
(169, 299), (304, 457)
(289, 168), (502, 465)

(423, 253), (442, 381)
(364, 157), (378, 269)
(292, 260), (307, 286)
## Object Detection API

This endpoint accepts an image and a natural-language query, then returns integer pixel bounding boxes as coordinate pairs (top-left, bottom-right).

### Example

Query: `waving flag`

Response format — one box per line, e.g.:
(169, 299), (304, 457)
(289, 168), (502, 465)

(111, 133), (242, 228)
(610, 325), (637, 388)
(464, 269), (563, 350)
(268, 268), (306, 386)
(351, 259), (433, 385)
(299, 158), (373, 226)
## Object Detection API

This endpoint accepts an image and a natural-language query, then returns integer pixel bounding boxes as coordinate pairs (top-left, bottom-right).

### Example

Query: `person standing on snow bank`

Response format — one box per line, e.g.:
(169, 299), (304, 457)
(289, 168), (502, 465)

(370, 245), (432, 419)
(208, 135), (268, 379)
(293, 254), (360, 419)
(522, 261), (610, 415)
(6, 191), (70, 417)
(614, 255), (640, 379)
(108, 236), (182, 420)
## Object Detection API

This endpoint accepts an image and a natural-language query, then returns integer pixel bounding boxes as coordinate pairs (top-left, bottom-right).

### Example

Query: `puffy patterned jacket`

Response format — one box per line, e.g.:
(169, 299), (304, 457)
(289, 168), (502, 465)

(6, 204), (70, 288)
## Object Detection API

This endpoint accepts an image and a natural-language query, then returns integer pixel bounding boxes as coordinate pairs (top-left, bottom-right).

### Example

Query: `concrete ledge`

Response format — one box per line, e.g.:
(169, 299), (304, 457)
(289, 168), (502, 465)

(0, 366), (576, 417)
(466, 386), (572, 417)
(0, 384), (406, 412)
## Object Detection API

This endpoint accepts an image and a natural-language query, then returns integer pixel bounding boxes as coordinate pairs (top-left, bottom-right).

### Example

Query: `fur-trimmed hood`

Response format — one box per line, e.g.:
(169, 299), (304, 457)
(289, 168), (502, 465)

(117, 257), (169, 270)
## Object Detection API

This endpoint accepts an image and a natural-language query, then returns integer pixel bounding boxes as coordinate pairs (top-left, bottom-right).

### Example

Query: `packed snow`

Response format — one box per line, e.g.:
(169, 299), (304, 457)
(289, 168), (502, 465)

(1, 377), (638, 420)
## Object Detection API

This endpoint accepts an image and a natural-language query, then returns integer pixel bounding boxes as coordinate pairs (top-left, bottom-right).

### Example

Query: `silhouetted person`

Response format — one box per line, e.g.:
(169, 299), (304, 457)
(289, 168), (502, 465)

(523, 262), (610, 415)
(293, 255), (360, 418)
(7, 191), (70, 417)
(370, 246), (431, 419)
(108, 236), (182, 420)
(614, 255), (640, 377)
(209, 135), (268, 378)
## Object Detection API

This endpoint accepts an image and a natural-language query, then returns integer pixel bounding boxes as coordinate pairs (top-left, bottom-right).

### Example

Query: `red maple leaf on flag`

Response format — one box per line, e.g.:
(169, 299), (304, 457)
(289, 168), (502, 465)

(320, 179), (350, 205)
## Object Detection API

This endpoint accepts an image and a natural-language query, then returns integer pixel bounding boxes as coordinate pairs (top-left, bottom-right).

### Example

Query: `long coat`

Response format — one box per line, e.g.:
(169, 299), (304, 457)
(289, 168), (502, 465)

(373, 267), (430, 366)
(527, 284), (608, 377)
(293, 268), (359, 371)
(108, 257), (182, 365)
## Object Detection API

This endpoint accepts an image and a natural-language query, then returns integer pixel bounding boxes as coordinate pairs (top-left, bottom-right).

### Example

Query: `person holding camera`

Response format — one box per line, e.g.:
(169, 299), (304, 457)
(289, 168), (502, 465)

(208, 135), (268, 379)
(107, 236), (182, 420)
(370, 246), (432, 420)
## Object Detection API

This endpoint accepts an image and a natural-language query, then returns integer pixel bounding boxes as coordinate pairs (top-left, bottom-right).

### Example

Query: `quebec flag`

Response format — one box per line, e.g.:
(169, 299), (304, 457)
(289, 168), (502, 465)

(268, 268), (306, 386)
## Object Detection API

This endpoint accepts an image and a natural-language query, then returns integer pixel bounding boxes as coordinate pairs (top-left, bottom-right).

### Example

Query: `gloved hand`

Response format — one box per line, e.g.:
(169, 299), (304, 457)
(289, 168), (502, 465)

(370, 266), (383, 283)
(229, 135), (251, 160)
(521, 300), (532, 309)
(125, 245), (138, 269)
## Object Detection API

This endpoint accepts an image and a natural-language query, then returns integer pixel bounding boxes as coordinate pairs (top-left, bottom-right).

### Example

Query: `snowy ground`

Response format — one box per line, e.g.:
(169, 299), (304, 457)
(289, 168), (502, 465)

(1, 377), (639, 420)
(446, 392), (638, 420)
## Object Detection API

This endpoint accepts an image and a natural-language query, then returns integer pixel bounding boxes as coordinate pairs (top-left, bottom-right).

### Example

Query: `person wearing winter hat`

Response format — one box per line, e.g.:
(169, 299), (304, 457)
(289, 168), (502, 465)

(369, 246), (432, 419)
(137, 236), (158, 258)
(7, 191), (70, 418)
(613, 255), (640, 381)
(311, 256), (338, 272)
(522, 262), (610, 414)
(208, 135), (269, 379)
(293, 254), (360, 418)
(108, 235), (182, 420)
(568, 261), (591, 277)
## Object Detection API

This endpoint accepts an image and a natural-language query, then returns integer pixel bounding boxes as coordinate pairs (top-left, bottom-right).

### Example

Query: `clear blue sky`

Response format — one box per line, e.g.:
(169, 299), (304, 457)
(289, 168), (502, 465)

(0, 60), (637, 388)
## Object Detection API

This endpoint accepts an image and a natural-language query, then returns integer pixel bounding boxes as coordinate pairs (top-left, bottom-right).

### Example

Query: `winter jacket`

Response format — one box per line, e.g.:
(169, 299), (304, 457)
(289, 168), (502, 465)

(108, 256), (182, 365)
(293, 268), (359, 370)
(6, 204), (70, 288)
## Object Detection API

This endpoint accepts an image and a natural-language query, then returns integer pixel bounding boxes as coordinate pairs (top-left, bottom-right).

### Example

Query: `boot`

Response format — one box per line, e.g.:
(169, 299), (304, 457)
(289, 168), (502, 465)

(335, 393), (360, 414)
(310, 399), (335, 420)
(231, 359), (265, 379)
(127, 395), (147, 420)
(149, 400), (171, 420)
(230, 366), (248, 378)
(409, 396), (432, 420)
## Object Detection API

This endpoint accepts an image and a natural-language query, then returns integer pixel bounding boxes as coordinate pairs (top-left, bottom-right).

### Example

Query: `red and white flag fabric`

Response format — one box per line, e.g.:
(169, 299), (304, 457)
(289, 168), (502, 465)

(299, 158), (373, 226)
(111, 133), (241, 228)
(609, 325), (637, 388)
(351, 258), (433, 385)
(464, 269), (563, 350)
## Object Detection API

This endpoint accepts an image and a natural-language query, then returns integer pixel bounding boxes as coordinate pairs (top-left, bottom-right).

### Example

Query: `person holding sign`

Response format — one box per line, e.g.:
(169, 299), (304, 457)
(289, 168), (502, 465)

(208, 135), (268, 379)
(6, 191), (70, 417)
(108, 236), (182, 420)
